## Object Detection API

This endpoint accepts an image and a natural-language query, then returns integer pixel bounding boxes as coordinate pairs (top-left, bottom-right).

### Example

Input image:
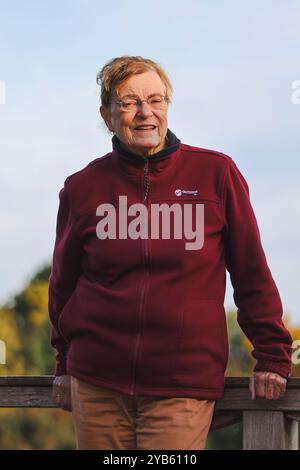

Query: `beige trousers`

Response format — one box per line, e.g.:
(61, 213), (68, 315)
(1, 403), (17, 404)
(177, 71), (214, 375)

(70, 375), (215, 450)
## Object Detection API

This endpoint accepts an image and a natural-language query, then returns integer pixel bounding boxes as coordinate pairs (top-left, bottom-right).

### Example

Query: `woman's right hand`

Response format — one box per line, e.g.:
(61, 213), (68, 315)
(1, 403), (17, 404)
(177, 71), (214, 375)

(52, 374), (72, 412)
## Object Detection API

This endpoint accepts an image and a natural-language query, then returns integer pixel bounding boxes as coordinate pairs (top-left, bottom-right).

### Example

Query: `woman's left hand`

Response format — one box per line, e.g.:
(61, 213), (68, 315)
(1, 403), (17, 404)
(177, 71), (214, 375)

(249, 371), (287, 400)
(52, 374), (72, 412)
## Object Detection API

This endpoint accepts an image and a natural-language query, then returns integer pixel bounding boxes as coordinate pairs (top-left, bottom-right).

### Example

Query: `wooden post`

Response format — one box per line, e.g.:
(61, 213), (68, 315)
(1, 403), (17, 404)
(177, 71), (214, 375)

(243, 411), (299, 450)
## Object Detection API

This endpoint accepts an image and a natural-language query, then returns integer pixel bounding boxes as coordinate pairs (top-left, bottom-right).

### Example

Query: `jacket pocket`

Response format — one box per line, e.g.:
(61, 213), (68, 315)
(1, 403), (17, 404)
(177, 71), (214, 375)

(172, 299), (229, 385)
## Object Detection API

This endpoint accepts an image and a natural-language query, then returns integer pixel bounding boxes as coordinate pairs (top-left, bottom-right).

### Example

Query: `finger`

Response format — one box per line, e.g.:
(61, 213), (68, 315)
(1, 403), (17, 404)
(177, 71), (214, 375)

(52, 384), (59, 399)
(52, 390), (61, 401)
(54, 397), (65, 406)
(249, 376), (256, 400)
(265, 373), (276, 399)
(267, 374), (287, 400)
(278, 378), (287, 398)
(273, 385), (281, 400)
(279, 381), (287, 397)
(53, 382), (69, 401)
(53, 390), (66, 404)
(273, 377), (285, 400)
(255, 372), (267, 398)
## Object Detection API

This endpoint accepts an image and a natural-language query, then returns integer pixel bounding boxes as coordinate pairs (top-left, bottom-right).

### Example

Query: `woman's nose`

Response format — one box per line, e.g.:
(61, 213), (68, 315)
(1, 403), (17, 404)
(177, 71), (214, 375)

(136, 101), (154, 117)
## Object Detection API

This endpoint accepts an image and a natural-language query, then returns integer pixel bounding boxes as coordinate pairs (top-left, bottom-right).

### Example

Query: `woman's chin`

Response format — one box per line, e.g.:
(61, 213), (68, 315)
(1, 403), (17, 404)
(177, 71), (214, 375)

(131, 137), (163, 154)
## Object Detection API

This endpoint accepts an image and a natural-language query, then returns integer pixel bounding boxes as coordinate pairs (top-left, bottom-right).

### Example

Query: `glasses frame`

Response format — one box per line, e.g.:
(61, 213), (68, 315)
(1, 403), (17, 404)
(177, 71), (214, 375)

(109, 94), (169, 112)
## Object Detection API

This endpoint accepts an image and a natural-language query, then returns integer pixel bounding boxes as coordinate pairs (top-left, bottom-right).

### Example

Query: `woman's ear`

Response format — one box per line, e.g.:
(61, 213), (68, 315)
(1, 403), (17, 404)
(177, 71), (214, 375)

(100, 105), (113, 132)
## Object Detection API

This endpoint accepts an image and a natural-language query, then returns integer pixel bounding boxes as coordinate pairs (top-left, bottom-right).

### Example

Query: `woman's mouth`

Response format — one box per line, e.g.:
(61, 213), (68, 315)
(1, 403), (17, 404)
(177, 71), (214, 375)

(134, 125), (157, 132)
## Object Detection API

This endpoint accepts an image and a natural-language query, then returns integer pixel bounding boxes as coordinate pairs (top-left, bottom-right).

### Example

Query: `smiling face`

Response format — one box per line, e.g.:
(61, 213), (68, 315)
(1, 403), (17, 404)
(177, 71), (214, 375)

(100, 70), (169, 157)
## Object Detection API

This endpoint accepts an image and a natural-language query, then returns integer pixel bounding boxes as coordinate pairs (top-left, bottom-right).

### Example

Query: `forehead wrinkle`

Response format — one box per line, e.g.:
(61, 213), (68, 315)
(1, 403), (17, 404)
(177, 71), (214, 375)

(115, 72), (165, 100)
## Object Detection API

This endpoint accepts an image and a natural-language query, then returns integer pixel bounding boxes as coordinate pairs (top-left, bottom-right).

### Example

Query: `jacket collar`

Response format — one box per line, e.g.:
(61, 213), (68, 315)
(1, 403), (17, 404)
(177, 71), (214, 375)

(111, 128), (181, 176)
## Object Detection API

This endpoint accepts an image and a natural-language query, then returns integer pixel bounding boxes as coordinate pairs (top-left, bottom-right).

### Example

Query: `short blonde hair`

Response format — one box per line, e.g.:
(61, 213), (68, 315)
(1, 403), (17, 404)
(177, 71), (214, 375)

(96, 55), (173, 108)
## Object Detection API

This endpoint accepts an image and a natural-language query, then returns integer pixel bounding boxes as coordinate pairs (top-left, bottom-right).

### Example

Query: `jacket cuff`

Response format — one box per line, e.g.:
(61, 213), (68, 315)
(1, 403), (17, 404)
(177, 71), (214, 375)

(254, 360), (292, 379)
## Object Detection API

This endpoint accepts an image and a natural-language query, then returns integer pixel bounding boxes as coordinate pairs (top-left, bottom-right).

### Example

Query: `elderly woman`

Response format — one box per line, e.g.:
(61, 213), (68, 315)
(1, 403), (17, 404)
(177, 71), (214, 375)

(48, 56), (292, 450)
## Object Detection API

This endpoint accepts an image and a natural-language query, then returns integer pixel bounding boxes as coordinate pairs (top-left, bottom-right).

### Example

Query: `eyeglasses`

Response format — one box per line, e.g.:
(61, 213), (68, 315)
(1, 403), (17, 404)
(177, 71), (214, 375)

(110, 94), (168, 112)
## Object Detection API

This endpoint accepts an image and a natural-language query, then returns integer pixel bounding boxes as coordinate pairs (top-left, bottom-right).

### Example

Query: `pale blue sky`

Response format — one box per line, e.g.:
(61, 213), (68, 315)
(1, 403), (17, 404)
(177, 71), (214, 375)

(0, 0), (300, 324)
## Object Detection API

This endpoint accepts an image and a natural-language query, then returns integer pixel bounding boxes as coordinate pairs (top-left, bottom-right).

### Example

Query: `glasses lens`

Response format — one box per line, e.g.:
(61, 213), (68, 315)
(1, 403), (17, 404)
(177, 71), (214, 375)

(148, 96), (167, 109)
(119, 95), (168, 112)
(121, 100), (137, 111)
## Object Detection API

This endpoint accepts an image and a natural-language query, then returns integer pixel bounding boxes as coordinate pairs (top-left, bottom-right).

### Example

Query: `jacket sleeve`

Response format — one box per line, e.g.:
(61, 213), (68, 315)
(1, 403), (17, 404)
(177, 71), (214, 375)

(223, 158), (292, 378)
(48, 180), (83, 376)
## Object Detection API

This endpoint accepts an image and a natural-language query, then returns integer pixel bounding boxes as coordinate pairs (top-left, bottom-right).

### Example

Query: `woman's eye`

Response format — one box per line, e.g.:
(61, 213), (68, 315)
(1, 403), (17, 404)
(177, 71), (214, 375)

(150, 98), (163, 104)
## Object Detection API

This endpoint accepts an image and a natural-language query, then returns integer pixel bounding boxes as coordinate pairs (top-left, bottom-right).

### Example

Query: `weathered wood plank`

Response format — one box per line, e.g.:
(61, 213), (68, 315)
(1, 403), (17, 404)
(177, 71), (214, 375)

(0, 376), (55, 386)
(0, 377), (300, 414)
(0, 387), (57, 407)
(1, 376), (300, 388)
(216, 387), (300, 411)
(243, 411), (299, 450)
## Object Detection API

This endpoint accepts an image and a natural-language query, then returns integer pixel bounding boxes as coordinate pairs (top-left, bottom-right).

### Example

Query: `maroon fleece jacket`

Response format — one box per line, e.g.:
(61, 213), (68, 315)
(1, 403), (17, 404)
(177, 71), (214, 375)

(48, 130), (292, 399)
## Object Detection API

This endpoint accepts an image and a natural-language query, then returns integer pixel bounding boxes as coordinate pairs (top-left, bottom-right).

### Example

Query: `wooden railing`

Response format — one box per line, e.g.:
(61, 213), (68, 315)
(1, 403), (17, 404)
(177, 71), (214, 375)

(0, 376), (299, 450)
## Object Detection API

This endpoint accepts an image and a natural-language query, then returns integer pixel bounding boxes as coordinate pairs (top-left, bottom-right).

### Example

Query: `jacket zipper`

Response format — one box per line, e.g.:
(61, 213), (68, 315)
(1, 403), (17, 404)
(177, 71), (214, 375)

(130, 158), (150, 396)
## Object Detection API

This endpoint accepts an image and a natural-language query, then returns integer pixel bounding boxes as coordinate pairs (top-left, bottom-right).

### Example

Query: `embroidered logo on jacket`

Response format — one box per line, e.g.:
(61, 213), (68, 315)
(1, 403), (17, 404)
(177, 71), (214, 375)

(175, 189), (198, 196)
